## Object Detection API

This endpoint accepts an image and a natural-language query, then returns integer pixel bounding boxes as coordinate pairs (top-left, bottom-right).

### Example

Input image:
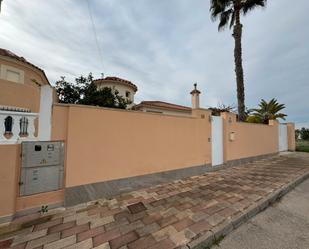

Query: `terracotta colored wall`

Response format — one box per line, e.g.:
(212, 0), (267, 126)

(12, 106), (68, 214)
(0, 144), (64, 219)
(0, 105), (290, 219)
(0, 104), (66, 219)
(51, 105), (69, 141)
(53, 104), (212, 188)
(16, 190), (64, 212)
(221, 113), (279, 161)
(0, 57), (48, 112)
(0, 145), (19, 218)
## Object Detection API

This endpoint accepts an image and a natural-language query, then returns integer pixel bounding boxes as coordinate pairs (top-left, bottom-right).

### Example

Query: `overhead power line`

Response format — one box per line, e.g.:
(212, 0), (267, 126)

(86, 0), (104, 71)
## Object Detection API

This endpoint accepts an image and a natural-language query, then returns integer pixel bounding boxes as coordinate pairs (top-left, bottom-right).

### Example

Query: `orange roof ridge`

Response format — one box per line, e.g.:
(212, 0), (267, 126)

(93, 76), (138, 92)
(135, 100), (191, 112)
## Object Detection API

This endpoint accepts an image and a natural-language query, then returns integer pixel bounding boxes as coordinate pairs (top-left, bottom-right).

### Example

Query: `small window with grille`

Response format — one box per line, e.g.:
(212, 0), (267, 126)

(4, 116), (13, 134)
(19, 117), (29, 136)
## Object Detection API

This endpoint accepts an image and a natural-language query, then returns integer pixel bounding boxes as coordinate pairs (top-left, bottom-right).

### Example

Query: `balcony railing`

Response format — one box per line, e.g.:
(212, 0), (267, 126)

(0, 110), (39, 144)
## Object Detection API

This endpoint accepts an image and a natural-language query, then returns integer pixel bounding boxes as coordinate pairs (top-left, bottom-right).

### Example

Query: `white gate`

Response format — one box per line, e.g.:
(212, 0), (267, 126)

(279, 124), (288, 152)
(212, 116), (224, 166)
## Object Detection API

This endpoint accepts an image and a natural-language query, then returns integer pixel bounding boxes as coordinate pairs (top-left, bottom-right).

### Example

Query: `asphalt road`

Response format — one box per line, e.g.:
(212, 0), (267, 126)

(215, 178), (309, 249)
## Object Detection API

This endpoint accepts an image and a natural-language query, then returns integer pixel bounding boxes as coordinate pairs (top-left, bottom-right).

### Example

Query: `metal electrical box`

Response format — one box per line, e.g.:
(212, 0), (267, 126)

(20, 141), (64, 196)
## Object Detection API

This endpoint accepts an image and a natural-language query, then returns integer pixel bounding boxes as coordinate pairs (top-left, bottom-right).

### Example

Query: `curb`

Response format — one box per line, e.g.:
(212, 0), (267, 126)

(186, 171), (309, 249)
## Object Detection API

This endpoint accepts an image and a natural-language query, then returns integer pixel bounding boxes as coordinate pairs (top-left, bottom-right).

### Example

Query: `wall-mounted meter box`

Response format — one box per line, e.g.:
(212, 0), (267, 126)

(229, 132), (236, 141)
(20, 141), (64, 196)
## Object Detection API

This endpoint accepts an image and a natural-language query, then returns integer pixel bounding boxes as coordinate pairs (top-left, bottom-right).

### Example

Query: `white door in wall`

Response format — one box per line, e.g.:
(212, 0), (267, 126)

(212, 116), (224, 166)
(279, 124), (288, 152)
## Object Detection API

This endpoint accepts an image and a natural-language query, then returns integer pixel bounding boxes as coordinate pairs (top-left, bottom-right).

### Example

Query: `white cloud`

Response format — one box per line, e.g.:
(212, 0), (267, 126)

(0, 0), (308, 125)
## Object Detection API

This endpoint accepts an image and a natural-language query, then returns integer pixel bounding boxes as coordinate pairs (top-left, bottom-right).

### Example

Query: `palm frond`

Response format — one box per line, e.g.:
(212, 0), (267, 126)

(229, 11), (235, 29)
(210, 0), (233, 19)
(218, 8), (233, 30)
(251, 98), (287, 123)
(273, 113), (287, 120)
(242, 0), (267, 15)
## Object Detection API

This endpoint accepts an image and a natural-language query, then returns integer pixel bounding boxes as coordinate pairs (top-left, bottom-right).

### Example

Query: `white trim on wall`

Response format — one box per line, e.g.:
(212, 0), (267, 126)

(38, 85), (53, 140)
(279, 124), (288, 152)
(212, 116), (224, 166)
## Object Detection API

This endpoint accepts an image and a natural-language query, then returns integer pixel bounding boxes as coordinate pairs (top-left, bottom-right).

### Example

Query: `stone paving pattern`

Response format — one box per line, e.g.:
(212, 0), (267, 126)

(1, 153), (309, 249)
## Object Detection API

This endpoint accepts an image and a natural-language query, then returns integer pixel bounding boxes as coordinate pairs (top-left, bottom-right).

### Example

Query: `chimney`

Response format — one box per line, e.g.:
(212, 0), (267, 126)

(190, 83), (201, 109)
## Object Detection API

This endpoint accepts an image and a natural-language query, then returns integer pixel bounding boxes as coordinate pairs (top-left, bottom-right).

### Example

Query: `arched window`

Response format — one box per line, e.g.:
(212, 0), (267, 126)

(19, 117), (29, 136)
(4, 116), (13, 134)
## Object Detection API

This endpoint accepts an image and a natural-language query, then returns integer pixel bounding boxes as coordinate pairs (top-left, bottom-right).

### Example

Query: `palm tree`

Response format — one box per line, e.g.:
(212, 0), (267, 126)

(0, 0), (3, 13)
(210, 0), (267, 121)
(250, 98), (287, 124)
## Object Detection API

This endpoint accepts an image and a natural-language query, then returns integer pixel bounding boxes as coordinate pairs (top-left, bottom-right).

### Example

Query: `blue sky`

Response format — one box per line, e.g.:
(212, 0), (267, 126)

(0, 0), (308, 127)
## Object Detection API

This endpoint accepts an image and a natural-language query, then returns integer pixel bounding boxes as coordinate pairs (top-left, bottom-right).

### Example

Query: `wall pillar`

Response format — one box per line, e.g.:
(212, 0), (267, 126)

(38, 85), (53, 140)
(269, 120), (280, 152)
(191, 108), (212, 166)
(191, 108), (212, 119)
(0, 144), (19, 223)
(220, 112), (237, 163)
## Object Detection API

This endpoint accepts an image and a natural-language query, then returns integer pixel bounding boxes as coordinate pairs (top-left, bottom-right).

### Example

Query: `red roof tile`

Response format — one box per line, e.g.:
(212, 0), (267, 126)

(93, 76), (138, 92)
(134, 101), (191, 112)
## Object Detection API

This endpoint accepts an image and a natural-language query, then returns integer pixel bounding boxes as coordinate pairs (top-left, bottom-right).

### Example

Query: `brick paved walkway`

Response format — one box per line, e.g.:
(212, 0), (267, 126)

(1, 153), (309, 249)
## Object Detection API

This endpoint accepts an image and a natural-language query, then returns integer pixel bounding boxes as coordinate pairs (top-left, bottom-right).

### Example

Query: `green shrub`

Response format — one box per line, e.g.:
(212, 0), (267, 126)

(300, 128), (309, 140)
(296, 140), (309, 153)
(246, 115), (262, 123)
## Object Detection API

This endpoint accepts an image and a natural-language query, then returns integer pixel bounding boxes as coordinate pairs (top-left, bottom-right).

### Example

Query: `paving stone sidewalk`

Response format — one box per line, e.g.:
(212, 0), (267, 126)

(1, 152), (309, 249)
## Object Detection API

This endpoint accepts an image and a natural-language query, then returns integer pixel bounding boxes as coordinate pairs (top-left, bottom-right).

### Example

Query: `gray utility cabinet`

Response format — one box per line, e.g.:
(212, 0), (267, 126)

(20, 141), (64, 196)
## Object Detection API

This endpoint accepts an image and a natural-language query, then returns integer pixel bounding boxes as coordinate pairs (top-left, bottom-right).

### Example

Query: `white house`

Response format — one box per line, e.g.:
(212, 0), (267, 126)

(93, 76), (138, 109)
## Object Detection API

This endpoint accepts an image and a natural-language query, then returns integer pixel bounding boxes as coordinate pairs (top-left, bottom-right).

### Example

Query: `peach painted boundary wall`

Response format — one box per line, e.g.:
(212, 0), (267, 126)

(16, 190), (64, 212)
(52, 104), (212, 188)
(0, 104), (296, 221)
(287, 123), (296, 151)
(0, 144), (64, 220)
(221, 112), (279, 162)
(0, 103), (67, 220)
(0, 145), (19, 218)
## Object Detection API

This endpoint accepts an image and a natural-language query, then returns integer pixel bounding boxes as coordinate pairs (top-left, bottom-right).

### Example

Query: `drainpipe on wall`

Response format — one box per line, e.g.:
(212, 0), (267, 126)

(190, 83), (201, 109)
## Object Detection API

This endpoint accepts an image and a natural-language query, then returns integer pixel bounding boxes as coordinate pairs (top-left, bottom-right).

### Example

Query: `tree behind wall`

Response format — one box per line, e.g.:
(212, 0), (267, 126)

(295, 129), (300, 140)
(210, 0), (267, 121)
(247, 98), (287, 124)
(55, 73), (128, 109)
(209, 104), (236, 116)
(299, 128), (309, 140)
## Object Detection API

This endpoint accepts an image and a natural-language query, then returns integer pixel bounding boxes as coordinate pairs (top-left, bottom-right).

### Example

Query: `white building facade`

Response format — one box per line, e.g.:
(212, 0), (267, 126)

(93, 77), (138, 109)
